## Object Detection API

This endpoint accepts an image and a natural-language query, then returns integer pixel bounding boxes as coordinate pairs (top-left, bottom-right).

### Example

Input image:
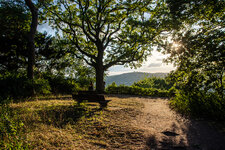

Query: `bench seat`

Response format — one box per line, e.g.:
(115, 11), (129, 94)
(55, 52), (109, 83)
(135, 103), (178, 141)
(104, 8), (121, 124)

(72, 91), (110, 108)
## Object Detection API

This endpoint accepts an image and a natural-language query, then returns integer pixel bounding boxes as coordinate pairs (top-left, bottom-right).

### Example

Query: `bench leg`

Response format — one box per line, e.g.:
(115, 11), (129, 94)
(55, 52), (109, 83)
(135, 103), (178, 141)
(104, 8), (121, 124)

(99, 102), (108, 108)
(75, 99), (83, 104)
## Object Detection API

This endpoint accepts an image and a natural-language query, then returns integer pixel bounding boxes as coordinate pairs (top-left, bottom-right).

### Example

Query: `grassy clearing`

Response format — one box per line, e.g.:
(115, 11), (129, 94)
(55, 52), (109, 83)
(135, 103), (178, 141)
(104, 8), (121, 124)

(9, 95), (145, 149)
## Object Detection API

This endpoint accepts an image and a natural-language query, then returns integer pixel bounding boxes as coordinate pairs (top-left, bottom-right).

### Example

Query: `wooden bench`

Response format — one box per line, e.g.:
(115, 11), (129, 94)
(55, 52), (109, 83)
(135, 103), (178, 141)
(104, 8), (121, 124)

(72, 91), (111, 108)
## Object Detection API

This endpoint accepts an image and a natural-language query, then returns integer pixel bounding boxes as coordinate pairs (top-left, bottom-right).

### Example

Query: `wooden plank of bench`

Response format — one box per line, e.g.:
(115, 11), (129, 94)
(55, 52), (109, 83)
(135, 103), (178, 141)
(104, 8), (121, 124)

(78, 91), (97, 95)
(77, 94), (105, 101)
(72, 91), (111, 107)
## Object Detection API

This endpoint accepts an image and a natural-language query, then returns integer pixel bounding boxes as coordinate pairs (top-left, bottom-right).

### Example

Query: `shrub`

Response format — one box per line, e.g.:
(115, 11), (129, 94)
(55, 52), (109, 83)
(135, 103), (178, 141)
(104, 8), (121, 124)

(133, 77), (172, 90)
(0, 102), (28, 149)
(167, 70), (225, 120)
(42, 73), (80, 94)
(0, 72), (51, 101)
(32, 78), (51, 95)
(0, 71), (84, 100)
(106, 83), (170, 97)
(0, 72), (27, 100)
(170, 89), (225, 120)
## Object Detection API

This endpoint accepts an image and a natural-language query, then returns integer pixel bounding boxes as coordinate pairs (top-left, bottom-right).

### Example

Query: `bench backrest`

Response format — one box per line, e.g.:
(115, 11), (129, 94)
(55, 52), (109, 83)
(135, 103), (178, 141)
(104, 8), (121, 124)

(78, 91), (97, 95)
(73, 91), (105, 101)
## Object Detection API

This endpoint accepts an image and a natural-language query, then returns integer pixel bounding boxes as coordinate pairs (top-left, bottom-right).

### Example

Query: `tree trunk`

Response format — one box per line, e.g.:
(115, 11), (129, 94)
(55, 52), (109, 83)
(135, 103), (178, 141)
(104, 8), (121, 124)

(25, 0), (38, 96)
(95, 55), (105, 93)
(95, 62), (105, 94)
(27, 38), (35, 79)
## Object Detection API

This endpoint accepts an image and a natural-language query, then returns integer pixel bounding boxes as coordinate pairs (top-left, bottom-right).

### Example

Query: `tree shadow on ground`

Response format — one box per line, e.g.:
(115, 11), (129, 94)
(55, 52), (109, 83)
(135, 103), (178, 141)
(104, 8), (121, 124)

(144, 121), (225, 150)
(32, 103), (102, 128)
(145, 135), (188, 150)
(35, 96), (72, 101)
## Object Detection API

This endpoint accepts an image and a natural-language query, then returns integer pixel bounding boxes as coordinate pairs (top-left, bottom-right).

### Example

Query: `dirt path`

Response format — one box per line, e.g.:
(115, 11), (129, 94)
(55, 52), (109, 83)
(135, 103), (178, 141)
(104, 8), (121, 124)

(132, 97), (225, 150)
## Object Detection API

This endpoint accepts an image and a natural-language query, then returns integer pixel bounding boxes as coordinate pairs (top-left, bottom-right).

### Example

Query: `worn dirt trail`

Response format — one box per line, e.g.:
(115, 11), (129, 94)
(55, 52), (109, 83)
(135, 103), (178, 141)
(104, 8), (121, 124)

(133, 97), (225, 150)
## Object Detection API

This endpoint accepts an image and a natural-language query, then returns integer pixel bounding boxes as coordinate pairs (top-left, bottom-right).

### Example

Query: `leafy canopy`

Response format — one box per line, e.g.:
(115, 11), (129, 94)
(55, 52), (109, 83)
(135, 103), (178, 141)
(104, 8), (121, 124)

(44, 0), (171, 70)
(163, 0), (225, 119)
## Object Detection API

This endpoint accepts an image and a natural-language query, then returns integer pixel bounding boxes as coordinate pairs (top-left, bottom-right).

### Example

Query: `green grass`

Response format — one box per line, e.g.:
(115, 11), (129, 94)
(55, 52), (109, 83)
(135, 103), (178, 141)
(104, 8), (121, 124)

(0, 103), (29, 149)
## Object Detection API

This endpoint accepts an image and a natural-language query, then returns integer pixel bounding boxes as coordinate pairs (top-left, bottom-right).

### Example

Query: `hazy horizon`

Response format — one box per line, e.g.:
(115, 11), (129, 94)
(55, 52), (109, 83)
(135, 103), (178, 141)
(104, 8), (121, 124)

(107, 50), (175, 76)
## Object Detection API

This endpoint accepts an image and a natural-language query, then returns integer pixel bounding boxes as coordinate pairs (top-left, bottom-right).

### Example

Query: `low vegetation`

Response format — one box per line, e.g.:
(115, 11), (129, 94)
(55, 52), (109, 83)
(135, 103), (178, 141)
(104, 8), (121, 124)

(106, 77), (174, 97)
(0, 102), (29, 149)
(106, 84), (171, 97)
(0, 71), (91, 102)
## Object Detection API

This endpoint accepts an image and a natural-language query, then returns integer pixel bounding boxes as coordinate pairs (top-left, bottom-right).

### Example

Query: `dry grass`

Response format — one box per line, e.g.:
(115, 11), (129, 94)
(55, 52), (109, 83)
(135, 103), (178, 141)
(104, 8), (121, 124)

(10, 95), (146, 150)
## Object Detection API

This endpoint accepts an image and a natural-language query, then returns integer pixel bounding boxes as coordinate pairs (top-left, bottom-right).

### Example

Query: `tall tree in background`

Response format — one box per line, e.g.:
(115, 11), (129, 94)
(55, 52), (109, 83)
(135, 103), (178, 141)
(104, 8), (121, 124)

(0, 1), (29, 72)
(0, 0), (56, 73)
(44, 0), (171, 93)
(24, 0), (38, 96)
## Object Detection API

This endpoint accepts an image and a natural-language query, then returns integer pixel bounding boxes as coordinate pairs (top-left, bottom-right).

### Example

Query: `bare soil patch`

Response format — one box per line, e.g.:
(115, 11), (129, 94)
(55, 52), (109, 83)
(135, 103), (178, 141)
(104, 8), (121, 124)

(132, 97), (225, 150)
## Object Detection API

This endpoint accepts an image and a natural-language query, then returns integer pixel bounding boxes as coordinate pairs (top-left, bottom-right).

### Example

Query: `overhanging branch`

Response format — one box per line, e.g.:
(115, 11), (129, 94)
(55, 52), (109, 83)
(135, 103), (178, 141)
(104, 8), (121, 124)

(104, 47), (144, 70)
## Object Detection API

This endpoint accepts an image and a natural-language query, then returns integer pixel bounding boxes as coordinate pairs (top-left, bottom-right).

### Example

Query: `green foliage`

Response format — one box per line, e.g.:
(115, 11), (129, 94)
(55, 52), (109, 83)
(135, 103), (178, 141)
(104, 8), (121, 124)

(170, 90), (225, 120)
(168, 69), (225, 120)
(106, 77), (174, 97)
(0, 0), (63, 74)
(133, 77), (172, 90)
(42, 73), (79, 94)
(32, 78), (51, 95)
(166, 0), (224, 25)
(73, 102), (90, 118)
(0, 72), (51, 101)
(43, 0), (173, 92)
(0, 70), (94, 100)
(165, 24), (225, 120)
(0, 0), (29, 72)
(164, 0), (225, 120)
(0, 103), (28, 149)
(106, 82), (172, 97)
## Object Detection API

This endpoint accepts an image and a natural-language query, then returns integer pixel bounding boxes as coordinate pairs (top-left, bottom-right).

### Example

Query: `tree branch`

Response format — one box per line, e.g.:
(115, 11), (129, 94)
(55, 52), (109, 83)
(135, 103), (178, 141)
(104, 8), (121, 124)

(104, 47), (144, 70)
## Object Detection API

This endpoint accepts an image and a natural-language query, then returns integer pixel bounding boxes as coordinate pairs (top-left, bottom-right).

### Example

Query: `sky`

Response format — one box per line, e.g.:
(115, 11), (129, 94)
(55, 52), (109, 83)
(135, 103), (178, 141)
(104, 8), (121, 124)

(38, 24), (175, 76)
(107, 50), (175, 76)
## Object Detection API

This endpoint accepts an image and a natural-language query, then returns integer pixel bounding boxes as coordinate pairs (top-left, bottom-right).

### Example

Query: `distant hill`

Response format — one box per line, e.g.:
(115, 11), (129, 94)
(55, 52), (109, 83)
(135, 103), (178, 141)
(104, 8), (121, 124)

(105, 72), (168, 86)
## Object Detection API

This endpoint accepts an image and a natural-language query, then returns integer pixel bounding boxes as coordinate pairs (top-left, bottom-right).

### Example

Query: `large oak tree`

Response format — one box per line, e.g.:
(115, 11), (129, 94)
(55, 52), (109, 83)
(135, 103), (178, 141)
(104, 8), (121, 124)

(45, 0), (171, 93)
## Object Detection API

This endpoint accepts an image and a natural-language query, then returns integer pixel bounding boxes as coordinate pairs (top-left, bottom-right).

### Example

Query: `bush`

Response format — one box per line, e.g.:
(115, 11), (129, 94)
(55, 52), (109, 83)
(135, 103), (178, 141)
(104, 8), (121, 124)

(106, 82), (171, 97)
(133, 77), (172, 90)
(167, 70), (225, 120)
(0, 102), (28, 149)
(42, 73), (80, 94)
(170, 89), (225, 120)
(0, 72), (27, 100)
(0, 72), (51, 101)
(0, 71), (84, 101)
(32, 78), (51, 95)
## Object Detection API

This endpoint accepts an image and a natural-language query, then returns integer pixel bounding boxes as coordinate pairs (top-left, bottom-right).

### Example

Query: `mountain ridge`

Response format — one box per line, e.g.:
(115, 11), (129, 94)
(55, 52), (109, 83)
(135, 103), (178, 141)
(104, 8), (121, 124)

(105, 72), (168, 86)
